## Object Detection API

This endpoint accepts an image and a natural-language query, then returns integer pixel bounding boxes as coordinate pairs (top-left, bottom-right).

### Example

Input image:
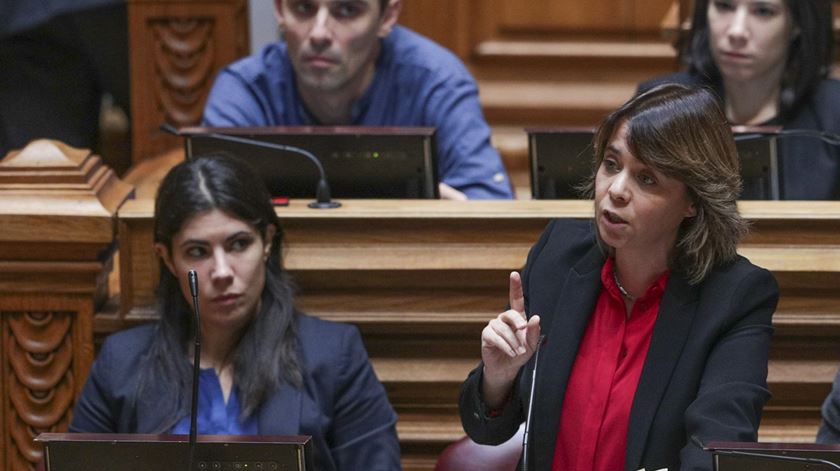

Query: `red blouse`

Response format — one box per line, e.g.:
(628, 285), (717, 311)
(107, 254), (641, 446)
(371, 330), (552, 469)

(552, 257), (669, 471)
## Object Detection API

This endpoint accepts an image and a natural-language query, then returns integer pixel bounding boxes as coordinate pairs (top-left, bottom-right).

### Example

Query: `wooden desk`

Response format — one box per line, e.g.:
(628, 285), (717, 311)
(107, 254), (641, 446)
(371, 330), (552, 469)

(113, 198), (840, 470)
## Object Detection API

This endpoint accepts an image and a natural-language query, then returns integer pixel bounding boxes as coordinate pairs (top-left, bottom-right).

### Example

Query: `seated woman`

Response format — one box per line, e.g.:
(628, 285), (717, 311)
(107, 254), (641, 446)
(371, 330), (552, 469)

(640, 0), (838, 200)
(70, 154), (402, 470)
(459, 85), (779, 471)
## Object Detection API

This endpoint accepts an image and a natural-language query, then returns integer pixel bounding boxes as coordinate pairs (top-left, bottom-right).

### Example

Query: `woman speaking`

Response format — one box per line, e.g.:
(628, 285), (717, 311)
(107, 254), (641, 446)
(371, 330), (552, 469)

(459, 85), (779, 471)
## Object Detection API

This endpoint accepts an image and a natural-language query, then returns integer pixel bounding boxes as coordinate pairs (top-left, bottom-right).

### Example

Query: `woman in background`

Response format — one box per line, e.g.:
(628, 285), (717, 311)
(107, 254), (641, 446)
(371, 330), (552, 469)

(460, 85), (779, 471)
(70, 154), (402, 471)
(640, 0), (839, 200)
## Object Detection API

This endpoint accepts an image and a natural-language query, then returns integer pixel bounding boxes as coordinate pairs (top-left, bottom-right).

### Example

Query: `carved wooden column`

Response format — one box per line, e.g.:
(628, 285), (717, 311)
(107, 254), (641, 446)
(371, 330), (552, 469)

(0, 141), (133, 470)
(128, 0), (250, 165)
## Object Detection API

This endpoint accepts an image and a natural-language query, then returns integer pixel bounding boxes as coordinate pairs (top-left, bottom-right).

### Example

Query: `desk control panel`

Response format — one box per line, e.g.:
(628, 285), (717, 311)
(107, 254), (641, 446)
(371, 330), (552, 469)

(198, 462), (281, 470)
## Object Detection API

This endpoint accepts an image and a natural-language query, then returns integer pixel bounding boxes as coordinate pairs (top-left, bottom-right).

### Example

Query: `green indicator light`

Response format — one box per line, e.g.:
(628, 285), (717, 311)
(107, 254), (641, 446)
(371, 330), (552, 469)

(373, 152), (380, 158)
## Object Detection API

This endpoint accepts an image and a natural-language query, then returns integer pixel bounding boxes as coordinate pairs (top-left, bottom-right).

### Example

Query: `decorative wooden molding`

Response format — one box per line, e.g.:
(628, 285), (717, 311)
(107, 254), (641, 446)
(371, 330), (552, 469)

(128, 0), (250, 165)
(0, 141), (128, 470)
(0, 294), (96, 471)
(150, 17), (216, 127)
(4, 312), (75, 470)
(0, 140), (134, 216)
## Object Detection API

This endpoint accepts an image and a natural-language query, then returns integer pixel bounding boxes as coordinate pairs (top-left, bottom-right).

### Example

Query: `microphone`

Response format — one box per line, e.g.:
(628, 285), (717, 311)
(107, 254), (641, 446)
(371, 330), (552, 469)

(521, 334), (546, 471)
(160, 123), (341, 209)
(691, 435), (840, 470)
(187, 269), (201, 471)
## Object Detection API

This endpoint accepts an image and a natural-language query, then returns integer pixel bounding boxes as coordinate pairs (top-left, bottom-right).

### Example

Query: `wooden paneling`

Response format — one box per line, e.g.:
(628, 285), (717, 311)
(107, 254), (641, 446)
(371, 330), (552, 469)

(397, 0), (470, 57)
(399, 0), (682, 184)
(497, 0), (671, 34)
(499, 0), (631, 32)
(127, 0), (250, 165)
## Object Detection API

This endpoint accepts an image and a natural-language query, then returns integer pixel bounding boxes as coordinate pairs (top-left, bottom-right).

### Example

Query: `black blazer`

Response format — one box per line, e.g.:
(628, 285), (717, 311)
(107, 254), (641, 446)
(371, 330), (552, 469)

(70, 313), (402, 471)
(639, 72), (840, 200)
(460, 219), (779, 471)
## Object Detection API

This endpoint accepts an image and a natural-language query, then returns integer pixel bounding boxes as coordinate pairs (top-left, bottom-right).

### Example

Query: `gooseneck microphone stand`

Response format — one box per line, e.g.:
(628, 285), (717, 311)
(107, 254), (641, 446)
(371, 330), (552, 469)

(521, 334), (546, 471)
(187, 270), (201, 471)
(160, 123), (341, 209)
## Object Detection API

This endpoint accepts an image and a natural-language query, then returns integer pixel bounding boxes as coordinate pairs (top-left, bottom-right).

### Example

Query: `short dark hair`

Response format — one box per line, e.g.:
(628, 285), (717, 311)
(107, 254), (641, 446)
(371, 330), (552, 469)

(142, 153), (301, 425)
(680, 0), (833, 120)
(584, 84), (747, 284)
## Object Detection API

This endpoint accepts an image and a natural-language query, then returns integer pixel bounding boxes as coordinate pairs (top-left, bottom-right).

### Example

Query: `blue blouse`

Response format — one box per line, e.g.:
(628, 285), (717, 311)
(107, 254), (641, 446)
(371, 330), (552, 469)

(170, 368), (258, 435)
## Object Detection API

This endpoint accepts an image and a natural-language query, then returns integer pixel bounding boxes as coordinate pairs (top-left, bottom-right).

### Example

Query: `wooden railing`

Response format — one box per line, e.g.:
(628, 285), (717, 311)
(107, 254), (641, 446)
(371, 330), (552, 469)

(1, 143), (839, 469)
(112, 155), (840, 469)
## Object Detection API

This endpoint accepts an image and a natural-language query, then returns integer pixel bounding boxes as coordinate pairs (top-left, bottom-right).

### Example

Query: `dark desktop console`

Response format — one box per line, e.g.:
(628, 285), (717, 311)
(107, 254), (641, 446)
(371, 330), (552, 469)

(528, 126), (779, 200)
(37, 433), (313, 471)
(181, 126), (438, 199)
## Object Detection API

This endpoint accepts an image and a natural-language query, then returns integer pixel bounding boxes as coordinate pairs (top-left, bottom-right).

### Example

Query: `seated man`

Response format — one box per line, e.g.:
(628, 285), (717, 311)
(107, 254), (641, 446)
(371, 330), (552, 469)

(203, 0), (512, 200)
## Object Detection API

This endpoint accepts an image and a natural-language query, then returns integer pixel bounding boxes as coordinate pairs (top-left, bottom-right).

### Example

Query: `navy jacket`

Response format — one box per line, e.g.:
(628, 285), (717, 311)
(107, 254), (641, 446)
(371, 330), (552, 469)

(70, 313), (402, 471)
(459, 219), (778, 471)
(639, 72), (840, 200)
(817, 367), (840, 443)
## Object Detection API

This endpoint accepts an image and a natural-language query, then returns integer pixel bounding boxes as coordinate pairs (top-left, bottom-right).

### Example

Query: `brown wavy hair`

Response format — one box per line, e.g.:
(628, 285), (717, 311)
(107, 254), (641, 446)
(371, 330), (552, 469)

(582, 84), (748, 284)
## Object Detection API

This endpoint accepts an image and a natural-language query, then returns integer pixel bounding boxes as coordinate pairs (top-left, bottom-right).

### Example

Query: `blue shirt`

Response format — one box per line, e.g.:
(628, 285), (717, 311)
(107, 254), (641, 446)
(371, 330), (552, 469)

(203, 26), (513, 200)
(170, 368), (258, 435)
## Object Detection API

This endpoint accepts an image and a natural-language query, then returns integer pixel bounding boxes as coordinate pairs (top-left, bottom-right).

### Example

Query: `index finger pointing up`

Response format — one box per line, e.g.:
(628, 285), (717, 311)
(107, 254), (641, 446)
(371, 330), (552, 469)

(509, 271), (525, 317)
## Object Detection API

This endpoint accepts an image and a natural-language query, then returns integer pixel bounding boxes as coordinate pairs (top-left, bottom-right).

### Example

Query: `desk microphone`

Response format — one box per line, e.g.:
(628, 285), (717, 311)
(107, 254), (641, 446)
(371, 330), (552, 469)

(691, 435), (840, 470)
(160, 123), (341, 209)
(188, 269), (201, 471)
(522, 334), (546, 471)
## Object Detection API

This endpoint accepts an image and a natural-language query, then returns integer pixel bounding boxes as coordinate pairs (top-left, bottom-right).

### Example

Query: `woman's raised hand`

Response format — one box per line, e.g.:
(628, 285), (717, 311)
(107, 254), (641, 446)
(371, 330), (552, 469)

(480, 272), (541, 408)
